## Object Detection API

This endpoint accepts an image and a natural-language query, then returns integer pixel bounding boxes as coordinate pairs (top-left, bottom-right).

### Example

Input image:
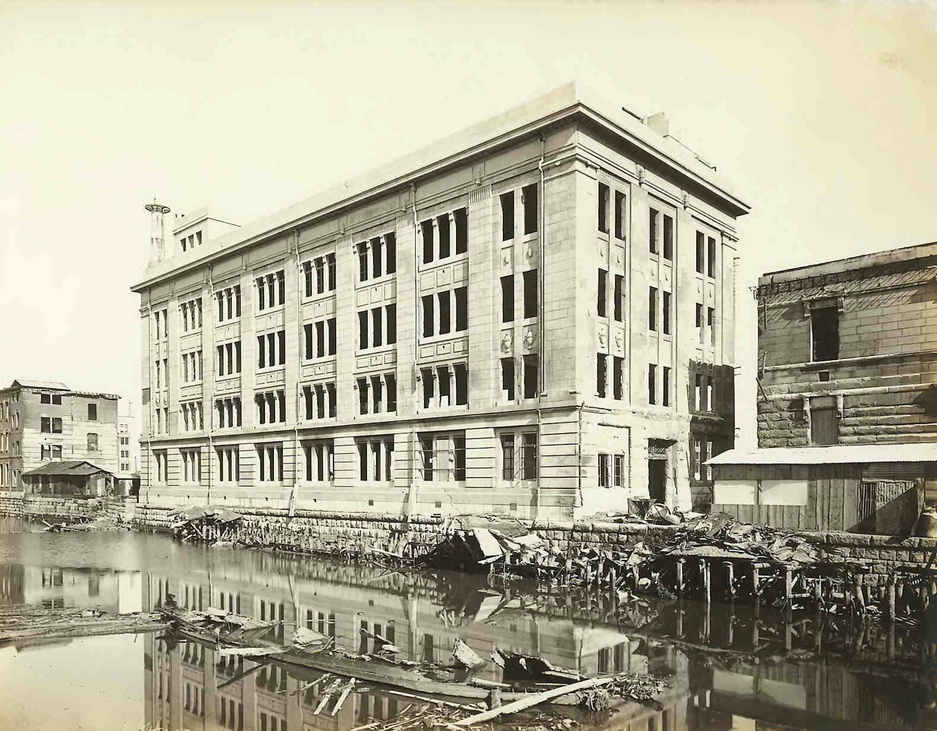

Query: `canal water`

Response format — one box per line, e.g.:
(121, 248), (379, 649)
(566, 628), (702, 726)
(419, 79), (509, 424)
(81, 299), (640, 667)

(0, 517), (934, 731)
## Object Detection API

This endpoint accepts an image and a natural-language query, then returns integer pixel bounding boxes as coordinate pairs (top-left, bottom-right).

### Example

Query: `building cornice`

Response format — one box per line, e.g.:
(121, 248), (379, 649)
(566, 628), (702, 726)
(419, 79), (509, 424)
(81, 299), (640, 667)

(132, 84), (750, 293)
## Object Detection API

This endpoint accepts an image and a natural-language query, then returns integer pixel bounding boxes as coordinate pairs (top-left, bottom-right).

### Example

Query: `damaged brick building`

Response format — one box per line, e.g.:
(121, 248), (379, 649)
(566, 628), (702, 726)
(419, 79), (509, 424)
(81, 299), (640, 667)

(755, 242), (937, 450)
(132, 83), (749, 519)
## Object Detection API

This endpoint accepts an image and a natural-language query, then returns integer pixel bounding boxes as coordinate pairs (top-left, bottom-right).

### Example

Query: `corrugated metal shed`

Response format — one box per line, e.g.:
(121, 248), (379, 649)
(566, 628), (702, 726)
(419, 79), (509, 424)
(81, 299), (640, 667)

(708, 443), (937, 466)
(22, 461), (112, 477)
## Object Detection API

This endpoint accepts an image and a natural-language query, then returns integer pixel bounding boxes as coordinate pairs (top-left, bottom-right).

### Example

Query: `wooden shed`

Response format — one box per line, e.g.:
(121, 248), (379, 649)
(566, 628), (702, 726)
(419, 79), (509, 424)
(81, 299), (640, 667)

(708, 444), (937, 535)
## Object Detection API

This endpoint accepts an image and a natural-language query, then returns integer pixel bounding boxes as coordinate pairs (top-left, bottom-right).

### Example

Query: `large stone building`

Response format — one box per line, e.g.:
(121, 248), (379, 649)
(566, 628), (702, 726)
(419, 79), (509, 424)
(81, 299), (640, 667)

(132, 83), (749, 518)
(0, 379), (120, 492)
(755, 242), (937, 449)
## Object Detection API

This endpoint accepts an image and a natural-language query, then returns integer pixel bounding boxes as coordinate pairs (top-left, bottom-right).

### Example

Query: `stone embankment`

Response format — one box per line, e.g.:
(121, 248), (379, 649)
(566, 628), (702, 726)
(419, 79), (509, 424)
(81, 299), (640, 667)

(131, 503), (937, 585)
(0, 494), (135, 524)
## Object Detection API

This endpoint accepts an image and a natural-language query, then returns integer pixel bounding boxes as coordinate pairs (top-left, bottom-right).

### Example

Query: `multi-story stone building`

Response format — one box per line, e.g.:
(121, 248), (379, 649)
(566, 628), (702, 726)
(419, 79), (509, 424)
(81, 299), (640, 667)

(132, 83), (749, 518)
(0, 379), (120, 491)
(756, 242), (937, 448)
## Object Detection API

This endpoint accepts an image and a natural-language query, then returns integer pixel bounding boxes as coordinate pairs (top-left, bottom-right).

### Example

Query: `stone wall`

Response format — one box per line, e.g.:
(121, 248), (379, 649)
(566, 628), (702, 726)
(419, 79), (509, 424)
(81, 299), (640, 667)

(131, 504), (935, 585)
(0, 494), (132, 522)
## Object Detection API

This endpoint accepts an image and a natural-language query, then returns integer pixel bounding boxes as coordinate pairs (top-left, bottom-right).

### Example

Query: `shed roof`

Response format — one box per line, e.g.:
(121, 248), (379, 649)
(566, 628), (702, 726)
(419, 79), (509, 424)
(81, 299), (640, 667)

(22, 461), (113, 477)
(708, 444), (937, 466)
(9, 380), (70, 391)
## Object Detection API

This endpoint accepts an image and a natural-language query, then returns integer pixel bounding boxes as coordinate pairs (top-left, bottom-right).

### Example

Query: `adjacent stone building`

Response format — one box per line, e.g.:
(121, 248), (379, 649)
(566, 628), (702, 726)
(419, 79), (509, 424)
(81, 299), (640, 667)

(0, 379), (120, 492)
(756, 242), (937, 449)
(132, 83), (749, 518)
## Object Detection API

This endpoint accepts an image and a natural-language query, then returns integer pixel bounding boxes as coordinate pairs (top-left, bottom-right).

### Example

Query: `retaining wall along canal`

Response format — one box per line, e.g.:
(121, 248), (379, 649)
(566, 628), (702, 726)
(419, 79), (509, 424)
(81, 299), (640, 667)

(129, 502), (936, 586)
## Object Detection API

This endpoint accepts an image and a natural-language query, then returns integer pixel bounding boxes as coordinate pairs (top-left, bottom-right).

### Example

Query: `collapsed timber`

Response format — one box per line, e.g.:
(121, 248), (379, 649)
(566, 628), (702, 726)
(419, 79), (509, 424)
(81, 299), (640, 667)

(159, 602), (667, 729)
(166, 507), (936, 625)
(0, 604), (165, 647)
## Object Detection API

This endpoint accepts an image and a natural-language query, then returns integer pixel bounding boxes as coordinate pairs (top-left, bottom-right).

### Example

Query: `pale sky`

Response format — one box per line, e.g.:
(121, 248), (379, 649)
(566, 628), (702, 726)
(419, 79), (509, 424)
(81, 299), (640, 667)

(1, 0), (936, 445)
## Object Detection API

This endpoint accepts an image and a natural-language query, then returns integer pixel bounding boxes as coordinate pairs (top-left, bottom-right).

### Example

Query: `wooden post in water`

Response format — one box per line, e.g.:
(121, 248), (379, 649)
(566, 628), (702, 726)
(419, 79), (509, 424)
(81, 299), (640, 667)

(724, 561), (735, 605)
(700, 559), (710, 604)
(753, 565), (761, 608)
(677, 559), (685, 598)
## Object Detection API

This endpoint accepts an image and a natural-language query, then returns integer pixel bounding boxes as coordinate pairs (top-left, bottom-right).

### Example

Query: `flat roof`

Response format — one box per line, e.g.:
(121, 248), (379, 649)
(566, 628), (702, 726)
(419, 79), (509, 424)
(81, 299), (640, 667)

(759, 241), (937, 286)
(133, 81), (750, 292)
(708, 443), (937, 466)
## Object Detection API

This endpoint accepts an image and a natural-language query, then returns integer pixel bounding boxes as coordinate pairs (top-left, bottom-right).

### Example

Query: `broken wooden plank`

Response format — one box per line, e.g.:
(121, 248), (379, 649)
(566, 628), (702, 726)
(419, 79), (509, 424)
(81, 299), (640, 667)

(217, 645), (287, 657)
(330, 678), (357, 717)
(454, 676), (615, 726)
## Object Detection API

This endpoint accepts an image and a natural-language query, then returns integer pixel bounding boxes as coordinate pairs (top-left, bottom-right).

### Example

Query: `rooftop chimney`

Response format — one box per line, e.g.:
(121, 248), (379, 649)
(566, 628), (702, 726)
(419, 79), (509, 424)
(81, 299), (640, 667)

(144, 201), (171, 266)
(645, 112), (669, 138)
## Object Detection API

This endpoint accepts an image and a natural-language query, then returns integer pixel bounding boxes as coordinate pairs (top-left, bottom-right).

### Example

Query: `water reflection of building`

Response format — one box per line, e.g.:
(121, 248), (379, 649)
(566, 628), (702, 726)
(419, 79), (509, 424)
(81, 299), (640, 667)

(14, 565), (142, 613)
(142, 561), (691, 731)
(0, 563), (25, 605)
(140, 548), (937, 731)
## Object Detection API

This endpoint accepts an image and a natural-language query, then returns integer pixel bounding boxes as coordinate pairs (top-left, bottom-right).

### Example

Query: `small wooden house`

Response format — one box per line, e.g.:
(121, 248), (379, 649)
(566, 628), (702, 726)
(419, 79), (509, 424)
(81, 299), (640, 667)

(708, 444), (937, 535)
(22, 461), (115, 498)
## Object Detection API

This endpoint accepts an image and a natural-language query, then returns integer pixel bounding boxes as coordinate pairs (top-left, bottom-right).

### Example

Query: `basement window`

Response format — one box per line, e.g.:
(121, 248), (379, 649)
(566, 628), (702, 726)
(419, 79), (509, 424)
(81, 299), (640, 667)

(523, 270), (538, 318)
(500, 192), (514, 241)
(811, 306), (840, 362)
(522, 184), (538, 235)
(598, 183), (610, 234)
(501, 275), (514, 323)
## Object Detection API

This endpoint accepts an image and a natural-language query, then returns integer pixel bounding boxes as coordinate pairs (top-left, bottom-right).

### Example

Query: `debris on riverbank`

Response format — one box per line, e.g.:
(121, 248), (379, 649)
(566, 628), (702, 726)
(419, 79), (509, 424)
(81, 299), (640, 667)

(0, 604), (165, 647)
(169, 506), (242, 543)
(43, 513), (128, 532)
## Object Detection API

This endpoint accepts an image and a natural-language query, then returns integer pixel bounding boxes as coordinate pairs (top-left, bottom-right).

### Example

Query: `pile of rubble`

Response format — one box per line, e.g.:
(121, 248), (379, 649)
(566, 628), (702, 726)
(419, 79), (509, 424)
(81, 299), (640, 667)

(169, 506), (243, 544)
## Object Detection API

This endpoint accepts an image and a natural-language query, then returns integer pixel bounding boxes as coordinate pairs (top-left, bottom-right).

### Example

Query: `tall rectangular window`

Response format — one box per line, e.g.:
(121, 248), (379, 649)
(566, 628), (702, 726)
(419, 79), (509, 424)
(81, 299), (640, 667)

(501, 358), (515, 401)
(500, 192), (514, 241)
(695, 232), (705, 274)
(662, 214), (673, 261)
(437, 214), (451, 259)
(613, 357), (624, 400)
(696, 304), (704, 343)
(648, 287), (657, 331)
(421, 220), (434, 264)
(648, 364), (657, 405)
(649, 209), (659, 255)
(454, 287), (468, 332)
(501, 275), (514, 323)
(386, 304), (397, 344)
(597, 269), (608, 318)
(708, 307), (715, 346)
(662, 291), (671, 335)
(613, 275), (624, 322)
(523, 354), (539, 399)
(359, 311), (369, 350)
(598, 183), (610, 234)
(811, 307), (840, 362)
(438, 291), (451, 336)
(88, 403), (97, 421)
(521, 433), (538, 480)
(422, 295), (434, 338)
(522, 184), (538, 235)
(598, 454), (610, 488)
(500, 434), (514, 480)
(707, 237), (717, 278)
(454, 208), (468, 254)
(614, 191), (626, 240)
(523, 270), (538, 318)
(357, 242), (369, 282)
(596, 353), (607, 397)
(662, 366), (671, 407)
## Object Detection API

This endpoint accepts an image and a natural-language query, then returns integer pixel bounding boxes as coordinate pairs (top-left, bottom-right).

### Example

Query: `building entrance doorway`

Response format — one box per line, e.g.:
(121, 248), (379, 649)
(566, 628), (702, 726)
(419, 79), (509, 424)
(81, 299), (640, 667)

(647, 439), (672, 504)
